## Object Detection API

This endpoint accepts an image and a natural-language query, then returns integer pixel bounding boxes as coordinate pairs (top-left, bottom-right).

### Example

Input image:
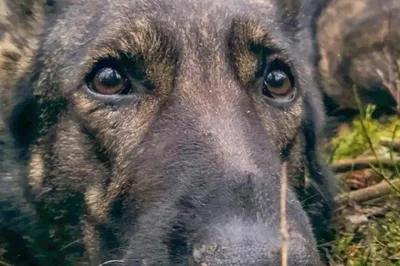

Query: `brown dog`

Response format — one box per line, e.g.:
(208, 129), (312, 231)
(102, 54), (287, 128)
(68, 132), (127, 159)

(0, 0), (334, 265)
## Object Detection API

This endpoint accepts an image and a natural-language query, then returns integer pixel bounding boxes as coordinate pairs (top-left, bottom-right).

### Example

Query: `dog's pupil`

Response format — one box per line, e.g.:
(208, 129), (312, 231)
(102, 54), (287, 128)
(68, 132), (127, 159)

(266, 70), (286, 88)
(97, 68), (122, 87)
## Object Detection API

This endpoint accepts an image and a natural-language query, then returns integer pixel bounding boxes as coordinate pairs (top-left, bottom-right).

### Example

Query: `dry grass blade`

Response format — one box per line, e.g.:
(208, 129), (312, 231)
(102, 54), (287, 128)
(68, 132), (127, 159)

(280, 162), (289, 266)
(98, 260), (125, 266)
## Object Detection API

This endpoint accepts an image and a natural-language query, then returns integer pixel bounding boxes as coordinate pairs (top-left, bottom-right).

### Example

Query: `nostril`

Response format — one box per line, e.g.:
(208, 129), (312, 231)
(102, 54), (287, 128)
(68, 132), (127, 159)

(168, 224), (189, 264)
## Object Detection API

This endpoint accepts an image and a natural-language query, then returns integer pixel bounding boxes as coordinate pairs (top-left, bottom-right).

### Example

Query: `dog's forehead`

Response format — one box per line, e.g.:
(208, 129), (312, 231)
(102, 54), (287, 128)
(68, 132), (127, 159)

(101, 0), (277, 21)
(43, 0), (291, 84)
(53, 0), (280, 41)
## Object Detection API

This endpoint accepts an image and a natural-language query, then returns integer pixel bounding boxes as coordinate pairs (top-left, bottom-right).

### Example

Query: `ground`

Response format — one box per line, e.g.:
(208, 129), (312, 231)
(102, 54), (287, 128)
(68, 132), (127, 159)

(326, 97), (400, 266)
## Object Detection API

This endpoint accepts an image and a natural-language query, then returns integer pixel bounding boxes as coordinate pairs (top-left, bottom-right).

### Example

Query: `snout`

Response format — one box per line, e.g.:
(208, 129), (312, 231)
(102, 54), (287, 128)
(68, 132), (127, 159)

(190, 219), (320, 266)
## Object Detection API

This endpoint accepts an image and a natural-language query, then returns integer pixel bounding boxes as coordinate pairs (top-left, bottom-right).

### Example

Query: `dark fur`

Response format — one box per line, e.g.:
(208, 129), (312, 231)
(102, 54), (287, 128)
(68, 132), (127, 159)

(1, 1), (335, 265)
(312, 0), (400, 113)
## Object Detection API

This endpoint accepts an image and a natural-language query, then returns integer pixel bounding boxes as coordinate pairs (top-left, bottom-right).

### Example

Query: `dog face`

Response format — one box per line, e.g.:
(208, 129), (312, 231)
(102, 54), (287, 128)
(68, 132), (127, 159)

(1, 0), (334, 265)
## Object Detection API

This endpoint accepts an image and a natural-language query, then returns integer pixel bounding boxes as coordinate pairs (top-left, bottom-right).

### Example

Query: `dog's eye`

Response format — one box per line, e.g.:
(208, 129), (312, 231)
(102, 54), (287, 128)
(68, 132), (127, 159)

(90, 67), (127, 95)
(263, 69), (294, 100)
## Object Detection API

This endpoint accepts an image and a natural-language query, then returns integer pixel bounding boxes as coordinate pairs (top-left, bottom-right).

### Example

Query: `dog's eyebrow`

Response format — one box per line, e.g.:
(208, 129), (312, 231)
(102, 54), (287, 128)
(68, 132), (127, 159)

(80, 19), (176, 74)
(230, 18), (294, 62)
(231, 18), (292, 47)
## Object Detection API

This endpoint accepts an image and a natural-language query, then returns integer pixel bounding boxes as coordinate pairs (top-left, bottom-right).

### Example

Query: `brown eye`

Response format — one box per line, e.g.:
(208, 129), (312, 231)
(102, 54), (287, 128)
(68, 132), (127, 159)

(263, 70), (294, 99)
(91, 67), (126, 95)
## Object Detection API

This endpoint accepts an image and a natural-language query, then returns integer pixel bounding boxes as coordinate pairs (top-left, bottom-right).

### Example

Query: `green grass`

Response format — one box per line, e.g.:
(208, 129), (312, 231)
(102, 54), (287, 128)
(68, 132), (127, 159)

(328, 94), (400, 265)
(331, 104), (381, 161)
(331, 105), (400, 162)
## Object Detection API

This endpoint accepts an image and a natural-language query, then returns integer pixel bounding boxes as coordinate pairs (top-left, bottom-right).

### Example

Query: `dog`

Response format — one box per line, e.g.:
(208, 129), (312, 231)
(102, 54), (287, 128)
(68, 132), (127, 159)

(0, 0), (335, 265)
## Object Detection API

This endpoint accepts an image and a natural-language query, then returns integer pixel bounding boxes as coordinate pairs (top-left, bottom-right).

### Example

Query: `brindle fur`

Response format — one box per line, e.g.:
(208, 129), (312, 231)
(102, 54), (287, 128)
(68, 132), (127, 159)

(314, 0), (400, 112)
(0, 1), (335, 265)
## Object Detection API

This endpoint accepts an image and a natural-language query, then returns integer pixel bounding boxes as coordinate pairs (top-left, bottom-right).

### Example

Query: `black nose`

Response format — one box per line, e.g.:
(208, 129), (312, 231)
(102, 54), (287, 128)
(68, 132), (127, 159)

(192, 236), (320, 266)
(190, 217), (320, 266)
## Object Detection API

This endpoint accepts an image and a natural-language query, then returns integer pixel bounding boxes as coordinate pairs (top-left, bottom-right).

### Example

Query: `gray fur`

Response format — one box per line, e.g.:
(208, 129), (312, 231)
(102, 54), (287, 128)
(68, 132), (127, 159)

(0, 1), (335, 265)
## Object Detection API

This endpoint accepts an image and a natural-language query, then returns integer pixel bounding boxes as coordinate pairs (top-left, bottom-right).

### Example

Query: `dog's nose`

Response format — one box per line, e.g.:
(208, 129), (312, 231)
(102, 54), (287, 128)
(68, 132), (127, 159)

(192, 236), (320, 266)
